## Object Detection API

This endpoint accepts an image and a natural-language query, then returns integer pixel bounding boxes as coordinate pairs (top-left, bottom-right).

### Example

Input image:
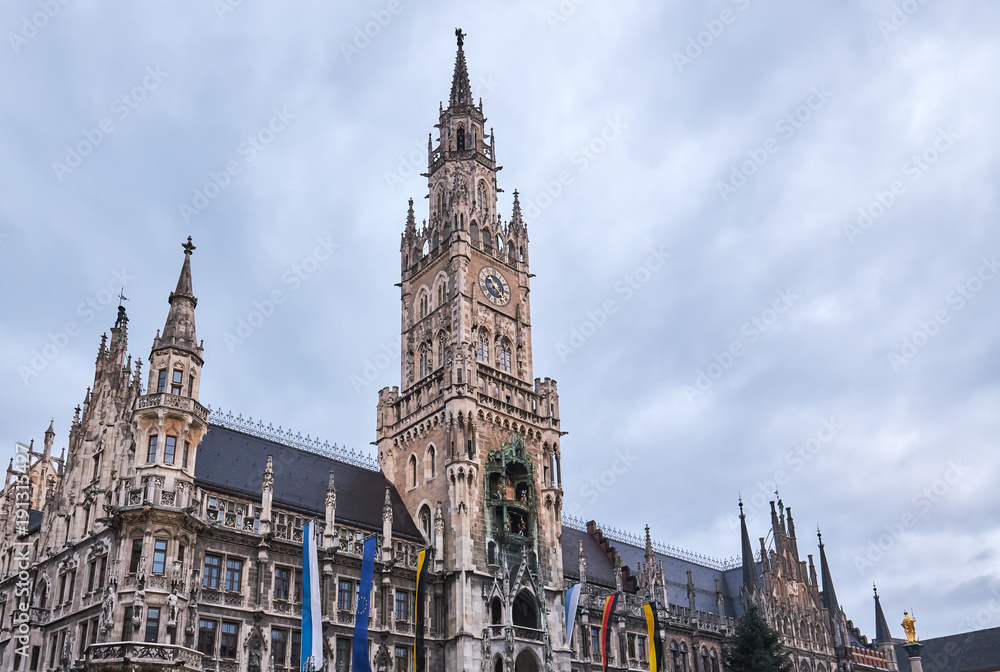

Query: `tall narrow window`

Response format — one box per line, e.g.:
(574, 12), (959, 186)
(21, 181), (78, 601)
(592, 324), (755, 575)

(292, 631), (303, 670)
(182, 441), (190, 469)
(338, 579), (354, 611)
(152, 540), (167, 574)
(129, 539), (143, 573)
(427, 446), (436, 478)
(437, 281), (446, 306)
(156, 369), (167, 393)
(171, 370), (182, 395)
(225, 558), (243, 591)
(197, 620), (216, 656)
(163, 436), (176, 465)
(122, 607), (134, 642)
(457, 127), (465, 151)
(187, 374), (194, 397)
(395, 590), (410, 621)
(335, 637), (349, 672)
(477, 330), (490, 363)
(438, 336), (445, 369)
(478, 182), (488, 219)
(419, 294), (428, 319)
(499, 340), (512, 373)
(272, 629), (287, 666)
(419, 345), (430, 378)
(92, 452), (102, 481)
(274, 567), (290, 600)
(408, 455), (418, 488)
(220, 622), (238, 658)
(203, 555), (221, 589)
(144, 607), (160, 643)
(147, 435), (158, 463)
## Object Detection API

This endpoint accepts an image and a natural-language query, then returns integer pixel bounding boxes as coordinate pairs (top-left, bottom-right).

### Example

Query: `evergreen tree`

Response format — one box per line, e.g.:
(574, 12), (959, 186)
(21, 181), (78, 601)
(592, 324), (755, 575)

(724, 604), (794, 672)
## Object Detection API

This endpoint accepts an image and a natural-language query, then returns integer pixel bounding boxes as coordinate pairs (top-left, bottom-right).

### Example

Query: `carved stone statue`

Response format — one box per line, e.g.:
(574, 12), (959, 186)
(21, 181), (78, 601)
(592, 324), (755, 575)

(374, 641), (391, 672)
(902, 611), (918, 643)
(167, 588), (179, 626)
(248, 643), (262, 672)
(100, 583), (116, 632)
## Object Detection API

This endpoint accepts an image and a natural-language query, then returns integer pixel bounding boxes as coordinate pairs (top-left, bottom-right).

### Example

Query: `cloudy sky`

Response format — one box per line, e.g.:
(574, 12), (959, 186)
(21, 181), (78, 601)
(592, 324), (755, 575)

(2, 0), (998, 640)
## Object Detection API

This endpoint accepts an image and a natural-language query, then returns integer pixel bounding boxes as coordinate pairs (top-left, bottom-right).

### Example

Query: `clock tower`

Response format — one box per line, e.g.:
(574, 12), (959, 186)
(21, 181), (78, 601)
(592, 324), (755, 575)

(376, 29), (569, 672)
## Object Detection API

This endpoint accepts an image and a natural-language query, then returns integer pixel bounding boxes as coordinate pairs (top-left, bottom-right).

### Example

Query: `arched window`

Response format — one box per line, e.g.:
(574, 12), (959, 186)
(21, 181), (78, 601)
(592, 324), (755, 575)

(710, 650), (719, 672)
(498, 339), (512, 373)
(457, 127), (465, 151)
(477, 181), (488, 219)
(432, 232), (440, 250)
(436, 189), (444, 213)
(37, 581), (48, 608)
(418, 504), (431, 541)
(701, 647), (709, 672)
(482, 227), (491, 250)
(519, 245), (525, 261)
(679, 642), (689, 672)
(671, 642), (680, 672)
(419, 344), (430, 378)
(437, 333), (446, 369)
(487, 541), (497, 565)
(470, 221), (479, 241)
(419, 293), (428, 319)
(422, 239), (429, 256)
(426, 445), (436, 479)
(496, 233), (504, 251)
(477, 330), (490, 363)
(408, 455), (418, 488)
(493, 655), (504, 672)
(507, 240), (515, 258)
(443, 215), (451, 239)
(437, 280), (447, 307)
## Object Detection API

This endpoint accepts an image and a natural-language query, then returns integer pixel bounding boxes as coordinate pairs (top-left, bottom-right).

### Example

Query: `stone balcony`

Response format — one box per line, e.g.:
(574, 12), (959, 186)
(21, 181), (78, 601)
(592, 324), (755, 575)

(135, 392), (209, 421)
(86, 642), (202, 671)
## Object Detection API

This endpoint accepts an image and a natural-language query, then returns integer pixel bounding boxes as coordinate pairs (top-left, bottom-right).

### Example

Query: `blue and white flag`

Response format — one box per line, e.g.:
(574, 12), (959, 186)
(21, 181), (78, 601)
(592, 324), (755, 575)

(352, 535), (378, 672)
(301, 521), (323, 671)
(565, 583), (582, 648)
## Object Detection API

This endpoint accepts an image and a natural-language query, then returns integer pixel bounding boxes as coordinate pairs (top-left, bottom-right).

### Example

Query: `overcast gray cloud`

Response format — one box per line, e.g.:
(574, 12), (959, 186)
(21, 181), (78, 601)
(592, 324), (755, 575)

(1, 0), (998, 640)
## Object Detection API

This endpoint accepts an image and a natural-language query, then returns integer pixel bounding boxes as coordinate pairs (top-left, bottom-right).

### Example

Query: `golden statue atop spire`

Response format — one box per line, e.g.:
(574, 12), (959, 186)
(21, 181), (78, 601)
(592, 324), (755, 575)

(902, 610), (918, 643)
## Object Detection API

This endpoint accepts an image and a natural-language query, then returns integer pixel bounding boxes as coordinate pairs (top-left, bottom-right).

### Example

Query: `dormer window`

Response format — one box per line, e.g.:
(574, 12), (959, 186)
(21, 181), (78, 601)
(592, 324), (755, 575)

(156, 370), (167, 393)
(171, 370), (182, 395)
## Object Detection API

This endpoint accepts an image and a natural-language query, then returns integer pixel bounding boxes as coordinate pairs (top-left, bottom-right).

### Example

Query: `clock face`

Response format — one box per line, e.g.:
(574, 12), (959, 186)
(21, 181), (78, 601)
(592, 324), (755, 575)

(478, 266), (511, 306)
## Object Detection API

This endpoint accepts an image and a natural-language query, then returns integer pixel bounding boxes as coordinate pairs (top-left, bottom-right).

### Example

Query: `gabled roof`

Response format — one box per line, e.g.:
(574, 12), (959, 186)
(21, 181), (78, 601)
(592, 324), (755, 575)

(195, 424), (422, 541)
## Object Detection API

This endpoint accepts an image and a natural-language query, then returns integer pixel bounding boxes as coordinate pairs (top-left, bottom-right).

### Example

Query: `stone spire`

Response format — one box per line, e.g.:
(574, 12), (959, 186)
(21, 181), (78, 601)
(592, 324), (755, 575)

(43, 419), (55, 459)
(818, 528), (840, 615)
(510, 190), (524, 231)
(404, 197), (416, 238)
(152, 237), (202, 360)
(740, 499), (759, 595)
(382, 487), (393, 562)
(324, 471), (337, 548)
(874, 583), (893, 644)
(449, 28), (472, 109)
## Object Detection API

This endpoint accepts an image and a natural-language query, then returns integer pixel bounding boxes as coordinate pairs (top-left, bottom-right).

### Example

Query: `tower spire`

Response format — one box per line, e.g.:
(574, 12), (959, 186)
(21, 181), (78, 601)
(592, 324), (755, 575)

(874, 583), (893, 643)
(817, 528), (840, 615)
(450, 28), (472, 108)
(152, 236), (202, 360)
(740, 499), (759, 595)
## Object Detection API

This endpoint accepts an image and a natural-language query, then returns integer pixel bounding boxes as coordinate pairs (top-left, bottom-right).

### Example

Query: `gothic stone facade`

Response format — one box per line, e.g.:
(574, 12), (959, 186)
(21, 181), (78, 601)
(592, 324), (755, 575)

(0, 31), (896, 672)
